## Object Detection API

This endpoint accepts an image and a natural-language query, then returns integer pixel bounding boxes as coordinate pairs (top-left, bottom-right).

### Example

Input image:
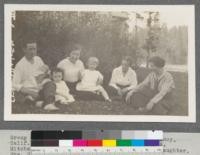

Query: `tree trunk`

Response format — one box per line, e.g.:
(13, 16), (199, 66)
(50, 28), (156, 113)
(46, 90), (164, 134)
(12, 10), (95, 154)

(146, 49), (150, 68)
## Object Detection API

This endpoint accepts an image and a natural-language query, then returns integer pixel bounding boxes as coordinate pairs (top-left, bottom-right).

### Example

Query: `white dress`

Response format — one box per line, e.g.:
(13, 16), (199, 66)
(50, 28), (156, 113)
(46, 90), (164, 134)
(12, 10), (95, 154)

(55, 80), (75, 104)
(76, 69), (104, 92)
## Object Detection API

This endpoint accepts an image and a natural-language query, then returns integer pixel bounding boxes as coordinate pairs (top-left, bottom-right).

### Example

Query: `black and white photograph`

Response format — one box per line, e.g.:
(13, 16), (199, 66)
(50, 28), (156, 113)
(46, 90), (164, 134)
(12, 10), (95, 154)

(4, 5), (195, 122)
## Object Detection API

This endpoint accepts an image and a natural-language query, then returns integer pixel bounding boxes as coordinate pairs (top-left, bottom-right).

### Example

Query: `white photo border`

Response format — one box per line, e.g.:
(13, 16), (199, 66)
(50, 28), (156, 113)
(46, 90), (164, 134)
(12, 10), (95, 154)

(4, 4), (196, 122)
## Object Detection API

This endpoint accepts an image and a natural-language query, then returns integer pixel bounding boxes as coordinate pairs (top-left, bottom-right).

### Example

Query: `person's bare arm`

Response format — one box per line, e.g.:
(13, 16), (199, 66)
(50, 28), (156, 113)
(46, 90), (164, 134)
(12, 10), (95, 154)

(109, 69), (120, 90)
(145, 77), (174, 111)
(125, 73), (151, 102)
(97, 77), (103, 85)
(56, 92), (69, 99)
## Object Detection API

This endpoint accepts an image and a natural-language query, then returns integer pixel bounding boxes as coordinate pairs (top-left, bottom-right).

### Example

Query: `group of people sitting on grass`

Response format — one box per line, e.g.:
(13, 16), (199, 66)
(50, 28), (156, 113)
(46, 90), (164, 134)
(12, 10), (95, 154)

(13, 42), (175, 115)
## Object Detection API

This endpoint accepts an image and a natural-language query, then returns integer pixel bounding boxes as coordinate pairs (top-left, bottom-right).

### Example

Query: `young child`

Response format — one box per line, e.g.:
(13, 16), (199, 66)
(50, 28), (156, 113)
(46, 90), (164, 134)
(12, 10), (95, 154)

(34, 65), (59, 110)
(52, 68), (75, 104)
(76, 57), (111, 102)
(35, 66), (74, 110)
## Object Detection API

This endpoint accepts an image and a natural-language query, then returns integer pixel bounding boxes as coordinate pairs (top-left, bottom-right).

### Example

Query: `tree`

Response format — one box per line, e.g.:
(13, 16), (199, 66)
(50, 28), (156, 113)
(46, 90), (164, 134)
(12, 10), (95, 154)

(143, 12), (161, 67)
(12, 11), (133, 83)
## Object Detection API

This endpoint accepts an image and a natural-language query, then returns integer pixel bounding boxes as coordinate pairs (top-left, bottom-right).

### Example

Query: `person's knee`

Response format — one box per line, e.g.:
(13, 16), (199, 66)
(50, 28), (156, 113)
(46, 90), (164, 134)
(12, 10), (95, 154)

(107, 86), (118, 96)
(43, 81), (56, 94)
(130, 92), (149, 107)
(44, 81), (56, 89)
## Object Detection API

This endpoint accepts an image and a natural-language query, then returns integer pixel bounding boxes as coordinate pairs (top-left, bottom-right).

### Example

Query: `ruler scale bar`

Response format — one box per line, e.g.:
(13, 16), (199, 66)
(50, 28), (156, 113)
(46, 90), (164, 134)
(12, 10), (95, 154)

(32, 153), (164, 155)
(31, 146), (163, 153)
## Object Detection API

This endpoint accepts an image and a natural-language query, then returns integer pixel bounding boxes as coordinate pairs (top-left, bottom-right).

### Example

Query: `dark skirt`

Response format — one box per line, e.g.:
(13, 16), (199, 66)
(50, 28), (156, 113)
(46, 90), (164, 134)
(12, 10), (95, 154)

(66, 81), (79, 95)
(14, 81), (56, 106)
(66, 81), (103, 101)
(76, 91), (103, 101)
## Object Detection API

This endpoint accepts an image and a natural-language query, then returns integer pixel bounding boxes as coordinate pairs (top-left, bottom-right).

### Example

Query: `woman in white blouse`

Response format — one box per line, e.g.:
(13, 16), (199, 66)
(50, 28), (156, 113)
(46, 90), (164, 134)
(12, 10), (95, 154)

(109, 56), (138, 98)
(57, 44), (84, 94)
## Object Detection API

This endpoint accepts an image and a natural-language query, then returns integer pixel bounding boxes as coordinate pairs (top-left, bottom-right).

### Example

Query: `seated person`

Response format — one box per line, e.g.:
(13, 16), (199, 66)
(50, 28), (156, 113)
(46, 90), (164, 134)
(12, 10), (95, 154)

(109, 56), (138, 98)
(57, 44), (84, 95)
(125, 56), (175, 115)
(51, 68), (75, 104)
(76, 57), (111, 102)
(12, 41), (58, 111)
(35, 67), (75, 109)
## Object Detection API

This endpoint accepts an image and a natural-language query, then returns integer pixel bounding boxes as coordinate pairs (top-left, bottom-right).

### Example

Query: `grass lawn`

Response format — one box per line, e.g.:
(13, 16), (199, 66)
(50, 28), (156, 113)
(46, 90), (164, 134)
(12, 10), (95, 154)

(12, 67), (188, 116)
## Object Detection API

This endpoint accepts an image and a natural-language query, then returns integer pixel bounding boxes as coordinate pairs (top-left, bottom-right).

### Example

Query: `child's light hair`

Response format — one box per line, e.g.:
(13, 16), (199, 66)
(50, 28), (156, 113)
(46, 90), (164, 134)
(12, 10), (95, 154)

(34, 65), (49, 77)
(88, 57), (99, 66)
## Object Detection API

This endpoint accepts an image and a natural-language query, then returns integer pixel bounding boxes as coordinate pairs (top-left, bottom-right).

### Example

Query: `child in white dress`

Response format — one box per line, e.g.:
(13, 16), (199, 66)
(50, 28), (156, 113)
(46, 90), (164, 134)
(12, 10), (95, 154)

(52, 68), (75, 104)
(76, 57), (111, 102)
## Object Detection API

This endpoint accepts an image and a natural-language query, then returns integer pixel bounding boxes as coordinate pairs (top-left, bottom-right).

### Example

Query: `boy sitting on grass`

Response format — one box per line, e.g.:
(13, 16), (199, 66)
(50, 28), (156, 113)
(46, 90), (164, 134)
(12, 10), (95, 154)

(126, 56), (175, 115)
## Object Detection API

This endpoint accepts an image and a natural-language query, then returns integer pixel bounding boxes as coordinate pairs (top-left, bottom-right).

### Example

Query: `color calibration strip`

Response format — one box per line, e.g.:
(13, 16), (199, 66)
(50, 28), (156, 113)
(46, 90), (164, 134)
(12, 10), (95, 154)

(31, 130), (163, 154)
(32, 139), (161, 147)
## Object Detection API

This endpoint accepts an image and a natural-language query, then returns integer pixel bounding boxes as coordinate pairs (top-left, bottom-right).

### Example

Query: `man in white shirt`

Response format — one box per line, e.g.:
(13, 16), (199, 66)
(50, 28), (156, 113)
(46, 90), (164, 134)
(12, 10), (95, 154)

(109, 56), (138, 98)
(13, 42), (58, 110)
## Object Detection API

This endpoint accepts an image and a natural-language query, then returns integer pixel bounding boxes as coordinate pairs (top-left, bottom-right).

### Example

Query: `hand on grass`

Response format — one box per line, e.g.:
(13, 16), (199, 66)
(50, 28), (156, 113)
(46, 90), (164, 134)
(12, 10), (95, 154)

(117, 89), (123, 97)
(146, 101), (155, 111)
(121, 87), (129, 95)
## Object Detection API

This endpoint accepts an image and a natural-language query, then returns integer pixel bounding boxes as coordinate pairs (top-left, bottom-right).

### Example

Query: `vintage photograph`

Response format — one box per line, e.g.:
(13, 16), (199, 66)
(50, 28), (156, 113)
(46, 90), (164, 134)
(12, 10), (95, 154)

(4, 5), (195, 122)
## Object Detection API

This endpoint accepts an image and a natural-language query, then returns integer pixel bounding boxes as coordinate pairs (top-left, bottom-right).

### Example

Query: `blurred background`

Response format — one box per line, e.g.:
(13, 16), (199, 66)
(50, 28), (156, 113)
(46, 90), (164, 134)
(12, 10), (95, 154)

(12, 11), (188, 71)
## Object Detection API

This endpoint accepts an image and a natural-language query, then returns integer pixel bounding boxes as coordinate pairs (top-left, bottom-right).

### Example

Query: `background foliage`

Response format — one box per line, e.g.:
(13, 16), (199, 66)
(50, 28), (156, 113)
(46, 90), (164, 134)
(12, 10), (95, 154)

(12, 11), (188, 82)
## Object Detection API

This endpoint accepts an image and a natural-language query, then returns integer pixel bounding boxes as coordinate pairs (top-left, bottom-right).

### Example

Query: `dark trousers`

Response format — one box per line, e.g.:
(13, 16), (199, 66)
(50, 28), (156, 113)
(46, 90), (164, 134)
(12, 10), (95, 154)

(39, 81), (56, 105)
(107, 84), (130, 98)
(14, 81), (56, 105)
(130, 88), (173, 115)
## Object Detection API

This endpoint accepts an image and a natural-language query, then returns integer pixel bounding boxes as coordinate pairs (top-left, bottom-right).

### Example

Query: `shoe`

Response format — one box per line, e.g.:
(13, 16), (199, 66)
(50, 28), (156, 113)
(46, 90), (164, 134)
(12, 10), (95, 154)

(60, 101), (69, 105)
(44, 103), (59, 111)
(25, 95), (34, 102)
(138, 107), (148, 113)
(35, 101), (44, 108)
(105, 98), (112, 102)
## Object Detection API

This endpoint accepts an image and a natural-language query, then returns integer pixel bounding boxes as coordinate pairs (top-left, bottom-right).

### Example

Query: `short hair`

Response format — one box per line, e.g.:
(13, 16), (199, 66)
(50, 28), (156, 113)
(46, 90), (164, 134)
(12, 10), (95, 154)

(51, 68), (63, 76)
(88, 57), (99, 65)
(149, 56), (165, 68)
(122, 56), (132, 66)
(23, 39), (37, 48)
(70, 44), (82, 52)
